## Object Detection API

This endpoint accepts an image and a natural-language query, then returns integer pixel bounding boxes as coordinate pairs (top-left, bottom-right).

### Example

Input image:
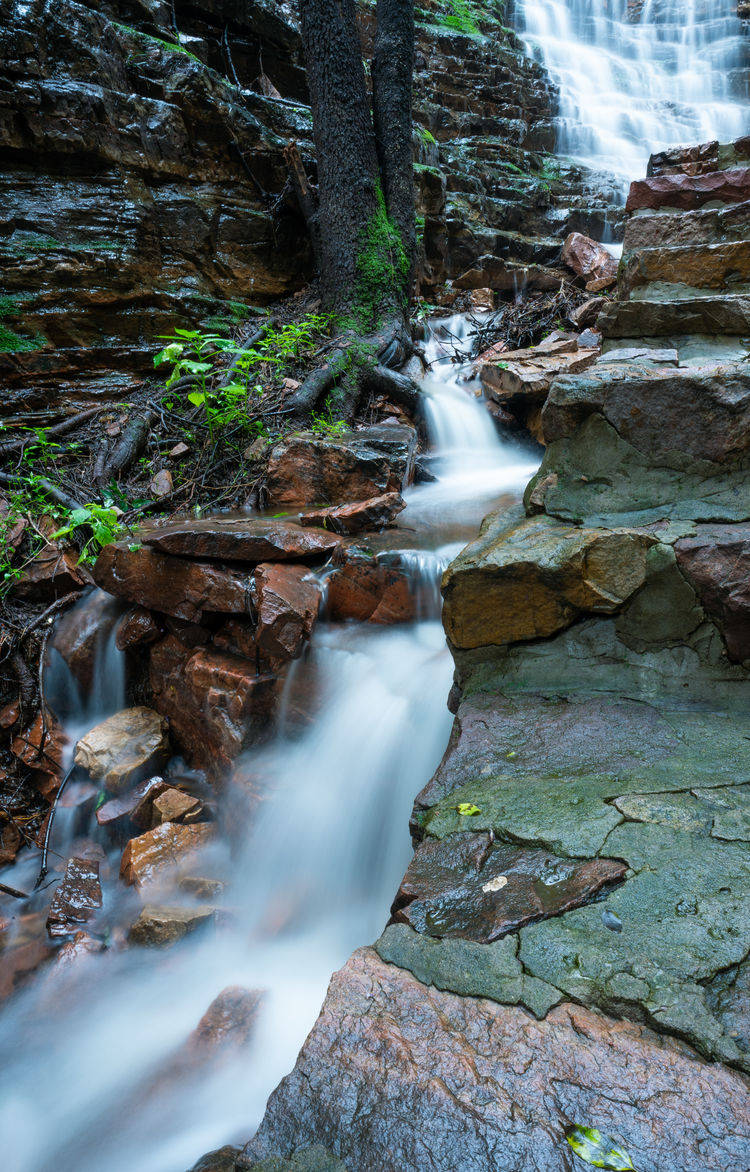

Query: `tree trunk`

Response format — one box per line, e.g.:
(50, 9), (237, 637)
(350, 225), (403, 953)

(372, 0), (416, 281)
(297, 0), (415, 328)
(298, 0), (380, 316)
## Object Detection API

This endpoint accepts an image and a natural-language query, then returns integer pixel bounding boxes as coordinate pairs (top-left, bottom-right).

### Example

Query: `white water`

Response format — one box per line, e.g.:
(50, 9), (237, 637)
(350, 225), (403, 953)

(0, 317), (536, 1172)
(517, 0), (750, 186)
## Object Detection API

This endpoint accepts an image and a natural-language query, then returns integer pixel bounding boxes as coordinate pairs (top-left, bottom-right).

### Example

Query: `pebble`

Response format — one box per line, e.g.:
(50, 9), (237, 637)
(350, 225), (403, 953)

(601, 909), (623, 933)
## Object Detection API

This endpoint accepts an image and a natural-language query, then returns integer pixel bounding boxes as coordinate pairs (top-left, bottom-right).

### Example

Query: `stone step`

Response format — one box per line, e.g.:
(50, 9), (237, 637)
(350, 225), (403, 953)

(627, 167), (750, 212)
(623, 201), (750, 251)
(619, 240), (750, 298)
(599, 293), (750, 338)
(648, 135), (750, 177)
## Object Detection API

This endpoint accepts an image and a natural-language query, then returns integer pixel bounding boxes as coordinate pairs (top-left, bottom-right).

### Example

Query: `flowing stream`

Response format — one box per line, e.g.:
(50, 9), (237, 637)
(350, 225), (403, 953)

(516, 0), (750, 186)
(0, 318), (537, 1172)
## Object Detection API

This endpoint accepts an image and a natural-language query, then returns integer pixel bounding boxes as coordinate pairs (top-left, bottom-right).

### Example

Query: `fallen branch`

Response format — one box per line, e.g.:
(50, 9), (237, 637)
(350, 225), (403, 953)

(34, 758), (76, 890)
(0, 408), (103, 461)
(96, 410), (154, 485)
(0, 881), (28, 901)
(0, 471), (82, 511)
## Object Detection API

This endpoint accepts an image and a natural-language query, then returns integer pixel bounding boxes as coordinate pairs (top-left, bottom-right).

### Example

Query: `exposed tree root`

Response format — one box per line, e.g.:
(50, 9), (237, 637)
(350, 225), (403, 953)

(0, 407), (103, 461)
(0, 471), (82, 511)
(96, 410), (154, 486)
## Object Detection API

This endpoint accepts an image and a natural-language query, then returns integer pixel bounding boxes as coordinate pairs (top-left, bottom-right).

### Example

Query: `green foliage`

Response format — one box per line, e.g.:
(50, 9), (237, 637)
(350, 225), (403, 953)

(456, 802), (482, 816)
(354, 186), (409, 329)
(310, 396), (349, 438)
(112, 22), (201, 62)
(435, 0), (481, 35)
(417, 126), (437, 146)
(53, 504), (124, 561)
(566, 1127), (635, 1171)
(0, 323), (44, 353)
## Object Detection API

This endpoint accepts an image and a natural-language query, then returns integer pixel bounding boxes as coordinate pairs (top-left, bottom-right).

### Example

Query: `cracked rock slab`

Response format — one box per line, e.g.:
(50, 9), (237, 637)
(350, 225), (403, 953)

(242, 947), (750, 1172)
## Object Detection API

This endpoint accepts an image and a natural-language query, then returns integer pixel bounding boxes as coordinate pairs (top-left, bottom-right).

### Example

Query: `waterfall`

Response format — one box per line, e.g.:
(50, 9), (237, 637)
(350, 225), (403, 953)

(516, 0), (750, 186)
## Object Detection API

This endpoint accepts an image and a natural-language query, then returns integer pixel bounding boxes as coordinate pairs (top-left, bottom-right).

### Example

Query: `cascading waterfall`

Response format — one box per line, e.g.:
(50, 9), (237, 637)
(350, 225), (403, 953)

(516, 0), (750, 186)
(0, 319), (537, 1172)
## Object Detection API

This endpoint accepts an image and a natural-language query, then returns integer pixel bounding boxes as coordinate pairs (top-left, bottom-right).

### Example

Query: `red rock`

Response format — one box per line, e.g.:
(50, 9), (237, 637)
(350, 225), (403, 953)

(115, 606), (162, 651)
(120, 821), (215, 888)
(626, 167), (750, 212)
(11, 712), (66, 788)
(12, 542), (92, 601)
(46, 856), (102, 938)
(266, 425), (417, 509)
(93, 543), (251, 622)
(150, 469), (173, 497)
(392, 833), (626, 943)
(299, 493), (405, 536)
(327, 553), (415, 624)
(142, 517), (342, 563)
(253, 563), (322, 659)
(561, 232), (618, 286)
(0, 915), (53, 1002)
(570, 297), (605, 328)
(675, 524), (750, 662)
(0, 700), (19, 729)
(149, 638), (277, 775)
(51, 930), (103, 971)
(0, 819), (22, 867)
(243, 947), (750, 1172)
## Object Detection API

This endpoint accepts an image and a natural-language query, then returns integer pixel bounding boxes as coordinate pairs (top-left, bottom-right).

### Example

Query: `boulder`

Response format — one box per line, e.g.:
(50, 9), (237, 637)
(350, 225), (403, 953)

(11, 711), (66, 794)
(675, 525), (750, 662)
(299, 492), (405, 536)
(74, 707), (169, 793)
(142, 518), (342, 563)
(392, 833), (626, 943)
(93, 543), (251, 622)
(128, 904), (216, 947)
(12, 543), (91, 601)
(442, 510), (653, 650)
(479, 340), (599, 437)
(46, 857), (102, 938)
(120, 822), (215, 888)
(252, 564), (322, 659)
(242, 948), (750, 1172)
(265, 425), (417, 508)
(561, 232), (618, 288)
(454, 255), (564, 293)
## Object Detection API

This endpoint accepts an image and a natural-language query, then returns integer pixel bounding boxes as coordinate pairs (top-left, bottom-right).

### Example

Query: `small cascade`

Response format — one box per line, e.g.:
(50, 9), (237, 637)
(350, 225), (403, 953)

(516, 0), (750, 186)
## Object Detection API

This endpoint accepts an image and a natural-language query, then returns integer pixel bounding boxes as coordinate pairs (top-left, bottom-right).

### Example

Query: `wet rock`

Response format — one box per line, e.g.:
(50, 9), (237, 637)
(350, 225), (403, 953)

(151, 787), (202, 826)
(11, 711), (66, 794)
(189, 1147), (243, 1172)
(570, 296), (605, 328)
(252, 564), (322, 660)
(149, 637), (277, 775)
(392, 833), (626, 943)
(46, 857), (102, 938)
(96, 776), (170, 833)
(180, 876), (225, 900)
(562, 231), (618, 287)
(0, 915), (54, 1002)
(442, 508), (653, 650)
(239, 1147), (346, 1172)
(675, 525), (750, 662)
(480, 340), (598, 437)
(143, 518), (342, 564)
(128, 904), (216, 947)
(187, 986), (263, 1059)
(120, 822), (215, 888)
(94, 543), (251, 623)
(327, 550), (415, 624)
(53, 590), (122, 691)
(51, 930), (103, 972)
(299, 492), (405, 536)
(115, 607), (163, 652)
(12, 543), (92, 601)
(626, 167), (750, 212)
(74, 707), (169, 793)
(265, 425), (417, 509)
(454, 255), (564, 293)
(150, 469), (173, 498)
(243, 948), (749, 1172)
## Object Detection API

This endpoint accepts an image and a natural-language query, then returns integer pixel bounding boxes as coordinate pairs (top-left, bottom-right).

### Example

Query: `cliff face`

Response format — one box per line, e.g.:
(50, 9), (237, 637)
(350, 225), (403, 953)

(0, 0), (613, 411)
(0, 0), (312, 408)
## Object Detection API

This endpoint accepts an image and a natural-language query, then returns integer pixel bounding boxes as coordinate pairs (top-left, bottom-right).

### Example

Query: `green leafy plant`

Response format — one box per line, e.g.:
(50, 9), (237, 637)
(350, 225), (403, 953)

(436, 0), (481, 35)
(311, 395), (349, 438)
(53, 504), (124, 562)
(566, 1126), (636, 1171)
(456, 802), (481, 816)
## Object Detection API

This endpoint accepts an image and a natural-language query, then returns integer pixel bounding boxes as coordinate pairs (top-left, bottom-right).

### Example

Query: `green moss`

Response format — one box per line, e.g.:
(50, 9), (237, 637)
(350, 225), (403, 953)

(13, 234), (123, 256)
(112, 22), (201, 63)
(417, 126), (437, 146)
(0, 323), (45, 353)
(353, 185), (409, 329)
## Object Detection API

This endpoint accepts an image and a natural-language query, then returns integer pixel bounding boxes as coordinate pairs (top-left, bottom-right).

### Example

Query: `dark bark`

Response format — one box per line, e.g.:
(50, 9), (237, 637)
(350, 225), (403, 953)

(373, 0), (416, 280)
(298, 0), (381, 314)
